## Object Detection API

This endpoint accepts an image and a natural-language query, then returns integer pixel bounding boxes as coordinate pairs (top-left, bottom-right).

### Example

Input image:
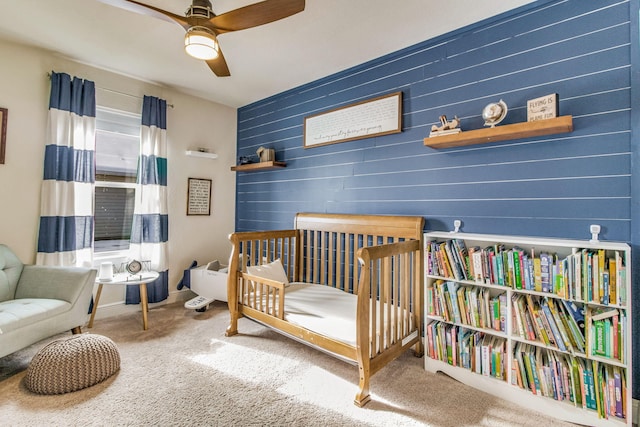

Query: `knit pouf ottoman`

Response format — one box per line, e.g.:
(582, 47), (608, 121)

(24, 334), (120, 395)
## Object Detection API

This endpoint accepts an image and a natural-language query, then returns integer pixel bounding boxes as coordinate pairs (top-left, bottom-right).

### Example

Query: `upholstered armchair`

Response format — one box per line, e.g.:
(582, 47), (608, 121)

(0, 244), (96, 358)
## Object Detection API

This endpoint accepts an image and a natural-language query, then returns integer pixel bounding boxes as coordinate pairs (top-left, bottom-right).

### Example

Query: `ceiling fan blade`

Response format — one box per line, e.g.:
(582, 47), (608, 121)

(206, 49), (231, 77)
(98, 0), (191, 30)
(209, 0), (305, 34)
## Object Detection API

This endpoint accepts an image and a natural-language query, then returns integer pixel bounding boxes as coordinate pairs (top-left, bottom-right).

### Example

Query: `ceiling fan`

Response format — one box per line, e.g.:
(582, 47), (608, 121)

(101, 0), (305, 77)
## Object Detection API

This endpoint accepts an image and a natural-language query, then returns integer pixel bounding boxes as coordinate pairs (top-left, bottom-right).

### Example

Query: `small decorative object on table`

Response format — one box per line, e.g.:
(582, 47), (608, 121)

(429, 115), (461, 137)
(527, 93), (558, 122)
(99, 262), (114, 281)
(117, 259), (150, 276)
(482, 99), (508, 127)
(126, 259), (142, 275)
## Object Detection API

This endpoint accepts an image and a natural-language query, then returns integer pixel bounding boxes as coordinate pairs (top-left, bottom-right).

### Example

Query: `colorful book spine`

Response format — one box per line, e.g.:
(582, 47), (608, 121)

(540, 252), (552, 293)
(540, 300), (567, 352)
(512, 248), (523, 290)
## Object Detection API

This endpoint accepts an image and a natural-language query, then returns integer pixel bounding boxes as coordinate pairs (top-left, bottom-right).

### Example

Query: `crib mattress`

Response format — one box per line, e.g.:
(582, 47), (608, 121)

(283, 283), (358, 346)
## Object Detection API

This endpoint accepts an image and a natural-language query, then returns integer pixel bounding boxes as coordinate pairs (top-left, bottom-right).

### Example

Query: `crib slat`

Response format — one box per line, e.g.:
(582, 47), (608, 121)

(404, 251), (411, 336)
(371, 258), (378, 357)
(304, 230), (311, 283)
(353, 234), (360, 294)
(384, 255), (392, 350)
(320, 231), (326, 285)
(395, 253), (401, 341)
(338, 232), (344, 291)
(328, 232), (335, 288)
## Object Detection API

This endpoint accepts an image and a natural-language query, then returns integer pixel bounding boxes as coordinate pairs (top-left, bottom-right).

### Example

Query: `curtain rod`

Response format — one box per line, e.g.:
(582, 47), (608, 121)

(46, 72), (174, 108)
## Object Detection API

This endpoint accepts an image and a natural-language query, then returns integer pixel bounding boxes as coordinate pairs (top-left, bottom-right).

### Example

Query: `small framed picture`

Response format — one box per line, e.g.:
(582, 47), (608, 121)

(527, 94), (558, 122)
(186, 178), (212, 216)
(0, 107), (7, 164)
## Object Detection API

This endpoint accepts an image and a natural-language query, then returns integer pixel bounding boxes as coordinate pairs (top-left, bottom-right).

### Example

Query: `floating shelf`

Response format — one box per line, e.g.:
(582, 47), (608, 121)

(185, 150), (218, 159)
(423, 115), (573, 149)
(230, 161), (286, 172)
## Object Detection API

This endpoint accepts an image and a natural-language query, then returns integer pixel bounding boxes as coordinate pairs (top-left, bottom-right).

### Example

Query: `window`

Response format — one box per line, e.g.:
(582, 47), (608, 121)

(94, 107), (140, 253)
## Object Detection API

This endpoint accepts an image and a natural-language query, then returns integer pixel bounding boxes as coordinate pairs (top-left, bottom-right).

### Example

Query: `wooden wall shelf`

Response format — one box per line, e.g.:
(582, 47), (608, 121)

(230, 161), (286, 172)
(423, 115), (573, 149)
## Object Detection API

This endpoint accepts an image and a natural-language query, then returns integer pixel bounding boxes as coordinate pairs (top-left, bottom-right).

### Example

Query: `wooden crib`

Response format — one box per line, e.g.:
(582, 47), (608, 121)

(225, 212), (424, 406)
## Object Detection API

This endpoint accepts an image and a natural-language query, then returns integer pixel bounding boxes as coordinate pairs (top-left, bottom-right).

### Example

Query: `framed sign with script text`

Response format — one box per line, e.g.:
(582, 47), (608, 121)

(303, 92), (402, 148)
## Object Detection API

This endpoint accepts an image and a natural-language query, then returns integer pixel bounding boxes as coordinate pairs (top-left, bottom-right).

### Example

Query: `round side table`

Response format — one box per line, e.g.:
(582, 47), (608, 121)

(88, 271), (159, 331)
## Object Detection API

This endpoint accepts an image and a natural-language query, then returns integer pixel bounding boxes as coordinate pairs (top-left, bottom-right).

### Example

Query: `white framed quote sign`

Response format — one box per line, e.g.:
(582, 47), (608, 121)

(187, 178), (212, 216)
(303, 92), (402, 148)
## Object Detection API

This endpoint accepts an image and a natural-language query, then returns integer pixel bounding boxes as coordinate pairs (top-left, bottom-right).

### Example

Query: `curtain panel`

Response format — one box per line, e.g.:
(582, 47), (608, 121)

(127, 95), (169, 304)
(36, 72), (96, 267)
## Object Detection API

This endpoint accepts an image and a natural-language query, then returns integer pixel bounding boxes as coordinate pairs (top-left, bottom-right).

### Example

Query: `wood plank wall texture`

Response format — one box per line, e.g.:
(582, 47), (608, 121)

(237, 0), (638, 399)
(236, 0), (640, 398)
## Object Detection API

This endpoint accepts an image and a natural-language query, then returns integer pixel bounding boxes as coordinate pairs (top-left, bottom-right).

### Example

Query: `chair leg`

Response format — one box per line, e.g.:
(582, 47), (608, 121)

(71, 326), (82, 334)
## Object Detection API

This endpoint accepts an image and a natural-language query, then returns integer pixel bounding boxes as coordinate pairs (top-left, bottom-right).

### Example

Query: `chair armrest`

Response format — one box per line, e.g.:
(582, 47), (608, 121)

(15, 266), (97, 304)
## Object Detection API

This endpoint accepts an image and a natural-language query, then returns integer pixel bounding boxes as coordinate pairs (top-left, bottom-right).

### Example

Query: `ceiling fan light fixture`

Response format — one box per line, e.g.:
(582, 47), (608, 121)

(184, 27), (219, 60)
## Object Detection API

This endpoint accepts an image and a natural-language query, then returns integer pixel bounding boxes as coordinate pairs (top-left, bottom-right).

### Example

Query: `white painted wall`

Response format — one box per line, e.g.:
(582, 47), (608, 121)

(0, 38), (237, 314)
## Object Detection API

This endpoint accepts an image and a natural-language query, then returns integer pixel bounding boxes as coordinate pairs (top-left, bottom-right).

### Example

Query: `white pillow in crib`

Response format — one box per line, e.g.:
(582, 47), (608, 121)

(246, 259), (290, 287)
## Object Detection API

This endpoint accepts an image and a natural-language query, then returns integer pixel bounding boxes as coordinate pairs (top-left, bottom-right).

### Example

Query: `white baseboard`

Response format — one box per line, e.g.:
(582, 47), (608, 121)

(86, 289), (194, 326)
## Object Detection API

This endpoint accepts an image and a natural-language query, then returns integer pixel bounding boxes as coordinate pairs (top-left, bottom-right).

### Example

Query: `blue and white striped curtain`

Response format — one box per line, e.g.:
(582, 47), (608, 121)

(126, 95), (169, 304)
(36, 72), (95, 267)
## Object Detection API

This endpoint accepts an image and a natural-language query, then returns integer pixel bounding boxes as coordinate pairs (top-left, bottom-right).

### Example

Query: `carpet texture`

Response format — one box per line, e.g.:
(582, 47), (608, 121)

(0, 301), (575, 426)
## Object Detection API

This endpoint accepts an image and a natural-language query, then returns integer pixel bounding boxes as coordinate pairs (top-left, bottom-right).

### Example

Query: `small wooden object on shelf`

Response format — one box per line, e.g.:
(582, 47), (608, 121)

(230, 161), (286, 172)
(424, 115), (573, 149)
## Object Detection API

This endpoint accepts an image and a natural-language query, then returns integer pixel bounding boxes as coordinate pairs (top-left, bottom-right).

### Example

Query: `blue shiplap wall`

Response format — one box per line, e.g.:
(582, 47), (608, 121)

(237, 0), (639, 398)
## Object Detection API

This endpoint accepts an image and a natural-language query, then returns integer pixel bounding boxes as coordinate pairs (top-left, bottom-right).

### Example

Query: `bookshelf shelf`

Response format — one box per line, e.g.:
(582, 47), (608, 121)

(424, 231), (631, 427)
(230, 161), (286, 172)
(423, 115), (573, 149)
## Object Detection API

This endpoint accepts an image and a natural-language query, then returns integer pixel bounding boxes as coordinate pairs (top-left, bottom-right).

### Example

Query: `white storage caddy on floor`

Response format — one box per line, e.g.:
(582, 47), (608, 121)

(184, 261), (228, 311)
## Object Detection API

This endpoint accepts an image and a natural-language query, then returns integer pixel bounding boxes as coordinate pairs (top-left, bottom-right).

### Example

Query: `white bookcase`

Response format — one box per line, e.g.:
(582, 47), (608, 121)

(423, 231), (632, 427)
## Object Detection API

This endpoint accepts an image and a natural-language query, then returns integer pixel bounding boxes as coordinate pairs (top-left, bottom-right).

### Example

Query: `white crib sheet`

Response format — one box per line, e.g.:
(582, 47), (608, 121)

(283, 283), (358, 346)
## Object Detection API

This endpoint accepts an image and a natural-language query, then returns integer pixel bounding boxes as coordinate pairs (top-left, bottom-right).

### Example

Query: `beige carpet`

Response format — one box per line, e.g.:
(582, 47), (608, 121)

(0, 301), (575, 426)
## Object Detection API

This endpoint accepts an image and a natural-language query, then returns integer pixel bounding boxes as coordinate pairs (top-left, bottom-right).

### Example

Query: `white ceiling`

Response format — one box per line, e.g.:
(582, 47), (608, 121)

(0, 0), (534, 108)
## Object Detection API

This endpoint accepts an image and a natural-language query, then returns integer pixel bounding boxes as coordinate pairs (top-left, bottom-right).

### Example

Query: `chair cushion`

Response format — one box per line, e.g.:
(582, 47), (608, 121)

(0, 299), (70, 334)
(24, 334), (120, 394)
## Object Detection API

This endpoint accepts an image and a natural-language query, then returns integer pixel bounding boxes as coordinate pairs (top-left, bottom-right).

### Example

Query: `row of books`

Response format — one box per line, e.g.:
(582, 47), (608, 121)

(426, 321), (507, 381)
(568, 249), (626, 306)
(427, 283), (628, 363)
(512, 343), (626, 420)
(426, 240), (627, 306)
(428, 280), (506, 332)
(511, 294), (586, 354)
(588, 307), (626, 362)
